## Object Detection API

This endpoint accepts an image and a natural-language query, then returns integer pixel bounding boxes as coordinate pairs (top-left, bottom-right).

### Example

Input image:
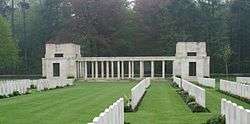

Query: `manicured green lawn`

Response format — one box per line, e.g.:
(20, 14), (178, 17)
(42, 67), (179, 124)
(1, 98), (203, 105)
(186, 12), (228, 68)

(0, 79), (249, 124)
(0, 80), (136, 124)
(125, 80), (250, 124)
(125, 80), (210, 124)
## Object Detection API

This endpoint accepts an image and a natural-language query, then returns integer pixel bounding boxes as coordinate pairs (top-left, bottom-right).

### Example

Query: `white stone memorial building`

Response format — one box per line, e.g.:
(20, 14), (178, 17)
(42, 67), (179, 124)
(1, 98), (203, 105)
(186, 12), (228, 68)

(42, 42), (210, 81)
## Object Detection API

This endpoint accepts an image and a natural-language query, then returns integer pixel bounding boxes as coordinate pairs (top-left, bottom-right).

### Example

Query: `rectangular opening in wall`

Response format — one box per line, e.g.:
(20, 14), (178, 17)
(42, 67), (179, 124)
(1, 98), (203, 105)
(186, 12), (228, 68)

(53, 63), (60, 77)
(54, 54), (64, 57)
(187, 52), (197, 56)
(189, 62), (196, 76)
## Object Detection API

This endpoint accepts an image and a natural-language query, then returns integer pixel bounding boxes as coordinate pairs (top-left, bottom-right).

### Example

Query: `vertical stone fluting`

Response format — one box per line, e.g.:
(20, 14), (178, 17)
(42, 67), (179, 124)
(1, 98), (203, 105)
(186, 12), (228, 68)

(128, 61), (131, 78)
(140, 61), (144, 78)
(121, 61), (124, 79)
(151, 61), (154, 78)
(91, 62), (94, 79)
(101, 61), (104, 79)
(80, 61), (83, 78)
(95, 61), (98, 79)
(117, 61), (120, 79)
(111, 61), (114, 79)
(84, 61), (87, 79)
(132, 61), (134, 78)
(106, 61), (109, 79)
(162, 61), (165, 78)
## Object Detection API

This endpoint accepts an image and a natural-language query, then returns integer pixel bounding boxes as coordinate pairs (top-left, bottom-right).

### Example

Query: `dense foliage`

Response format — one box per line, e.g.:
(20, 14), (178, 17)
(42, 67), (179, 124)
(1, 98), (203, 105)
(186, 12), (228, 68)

(0, 0), (250, 74)
(177, 89), (207, 112)
(206, 115), (225, 124)
(0, 16), (19, 74)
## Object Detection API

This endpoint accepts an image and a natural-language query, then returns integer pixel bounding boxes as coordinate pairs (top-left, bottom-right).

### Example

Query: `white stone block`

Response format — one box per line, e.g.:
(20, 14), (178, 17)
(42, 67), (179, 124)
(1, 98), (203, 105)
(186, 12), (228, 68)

(221, 98), (226, 115)
(98, 112), (105, 124)
(236, 106), (244, 124)
(181, 79), (206, 107)
(231, 103), (237, 124)
(93, 117), (100, 124)
(225, 100), (231, 124)
(104, 109), (109, 124)
(0, 83), (3, 95)
(246, 110), (250, 124)
(236, 77), (250, 84)
(198, 77), (215, 88)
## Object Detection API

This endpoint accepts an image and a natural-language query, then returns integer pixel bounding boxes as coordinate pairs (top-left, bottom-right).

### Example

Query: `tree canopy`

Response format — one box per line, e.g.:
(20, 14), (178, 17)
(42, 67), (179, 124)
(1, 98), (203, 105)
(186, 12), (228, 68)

(0, 0), (250, 75)
(0, 16), (19, 74)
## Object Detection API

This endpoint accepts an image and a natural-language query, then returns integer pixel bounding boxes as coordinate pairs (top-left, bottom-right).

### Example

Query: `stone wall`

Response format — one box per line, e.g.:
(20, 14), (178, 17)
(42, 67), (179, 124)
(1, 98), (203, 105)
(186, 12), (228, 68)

(42, 43), (80, 78)
(42, 58), (77, 78)
(45, 43), (81, 58)
(173, 42), (210, 81)
(42, 42), (210, 80)
(175, 42), (207, 57)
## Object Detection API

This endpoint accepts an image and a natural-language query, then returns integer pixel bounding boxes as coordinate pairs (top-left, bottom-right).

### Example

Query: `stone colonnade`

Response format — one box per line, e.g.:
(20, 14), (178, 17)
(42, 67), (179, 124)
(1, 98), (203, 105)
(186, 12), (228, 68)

(76, 57), (173, 79)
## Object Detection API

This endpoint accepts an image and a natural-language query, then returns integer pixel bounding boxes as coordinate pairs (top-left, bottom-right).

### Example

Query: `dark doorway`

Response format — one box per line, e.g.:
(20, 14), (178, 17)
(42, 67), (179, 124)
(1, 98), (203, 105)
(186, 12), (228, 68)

(189, 62), (196, 76)
(53, 63), (60, 77)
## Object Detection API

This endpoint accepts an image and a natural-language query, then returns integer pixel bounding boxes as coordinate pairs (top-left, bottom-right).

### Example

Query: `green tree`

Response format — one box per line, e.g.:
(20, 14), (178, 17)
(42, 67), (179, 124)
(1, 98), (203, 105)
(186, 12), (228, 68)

(230, 0), (250, 73)
(217, 43), (233, 78)
(0, 16), (20, 74)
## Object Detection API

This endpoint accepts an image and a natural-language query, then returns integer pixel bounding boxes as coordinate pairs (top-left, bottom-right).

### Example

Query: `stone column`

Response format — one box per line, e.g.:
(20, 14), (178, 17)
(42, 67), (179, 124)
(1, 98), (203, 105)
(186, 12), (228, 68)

(80, 62), (82, 78)
(117, 61), (120, 79)
(162, 61), (165, 78)
(151, 61), (154, 78)
(95, 61), (98, 79)
(128, 61), (131, 78)
(91, 62), (94, 79)
(121, 61), (124, 79)
(81, 62), (84, 78)
(84, 61), (87, 79)
(132, 61), (134, 78)
(76, 61), (79, 78)
(101, 61), (104, 79)
(140, 61), (144, 78)
(106, 61), (109, 79)
(111, 61), (114, 79)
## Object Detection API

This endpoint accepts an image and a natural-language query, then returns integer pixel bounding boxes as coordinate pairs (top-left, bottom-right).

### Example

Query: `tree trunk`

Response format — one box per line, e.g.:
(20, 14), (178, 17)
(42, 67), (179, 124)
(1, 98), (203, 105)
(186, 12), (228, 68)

(225, 62), (229, 80)
(11, 0), (14, 35)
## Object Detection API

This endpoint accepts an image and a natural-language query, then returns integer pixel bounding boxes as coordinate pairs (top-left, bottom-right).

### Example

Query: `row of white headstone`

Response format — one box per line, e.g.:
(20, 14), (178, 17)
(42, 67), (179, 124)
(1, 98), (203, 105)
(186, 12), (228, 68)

(236, 77), (250, 85)
(173, 76), (206, 107)
(197, 77), (216, 88)
(88, 98), (124, 124)
(182, 79), (206, 107)
(220, 79), (250, 99)
(221, 98), (250, 124)
(36, 78), (74, 91)
(173, 76), (181, 87)
(131, 78), (151, 110)
(0, 79), (30, 96)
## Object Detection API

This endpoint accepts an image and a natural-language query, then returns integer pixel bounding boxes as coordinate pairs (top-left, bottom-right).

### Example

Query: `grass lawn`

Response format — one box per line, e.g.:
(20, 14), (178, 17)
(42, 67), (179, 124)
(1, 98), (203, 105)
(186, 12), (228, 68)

(125, 80), (250, 124)
(0, 80), (136, 124)
(0, 79), (249, 124)
(125, 80), (211, 124)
